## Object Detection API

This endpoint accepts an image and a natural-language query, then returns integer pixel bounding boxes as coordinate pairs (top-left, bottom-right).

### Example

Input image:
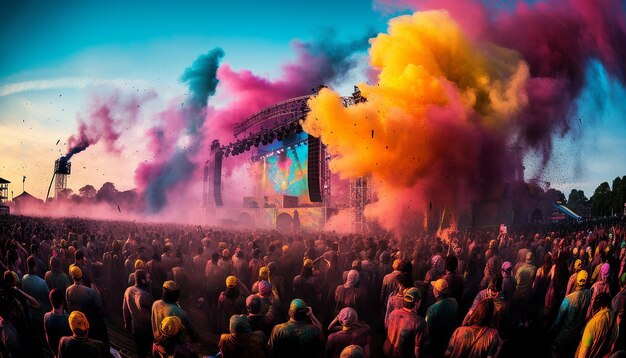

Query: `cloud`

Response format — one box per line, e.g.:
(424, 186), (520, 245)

(0, 77), (150, 97)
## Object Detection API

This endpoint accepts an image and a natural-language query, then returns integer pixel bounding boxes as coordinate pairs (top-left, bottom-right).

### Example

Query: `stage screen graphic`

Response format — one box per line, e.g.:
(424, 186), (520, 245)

(253, 132), (311, 204)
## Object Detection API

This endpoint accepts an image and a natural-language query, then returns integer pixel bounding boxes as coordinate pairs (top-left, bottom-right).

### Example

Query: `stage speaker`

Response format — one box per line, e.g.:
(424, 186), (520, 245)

(214, 152), (224, 206)
(307, 135), (322, 202)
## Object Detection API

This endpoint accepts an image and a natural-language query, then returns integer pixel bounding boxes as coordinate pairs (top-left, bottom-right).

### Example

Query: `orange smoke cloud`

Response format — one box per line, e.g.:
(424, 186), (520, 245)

(303, 11), (529, 231)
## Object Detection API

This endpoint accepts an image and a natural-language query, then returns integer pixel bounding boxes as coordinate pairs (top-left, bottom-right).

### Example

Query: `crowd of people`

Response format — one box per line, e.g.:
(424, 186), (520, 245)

(0, 214), (625, 358)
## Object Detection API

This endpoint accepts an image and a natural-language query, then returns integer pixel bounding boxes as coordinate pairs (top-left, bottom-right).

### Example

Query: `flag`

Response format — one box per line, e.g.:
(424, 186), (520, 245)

(22, 176), (25, 183)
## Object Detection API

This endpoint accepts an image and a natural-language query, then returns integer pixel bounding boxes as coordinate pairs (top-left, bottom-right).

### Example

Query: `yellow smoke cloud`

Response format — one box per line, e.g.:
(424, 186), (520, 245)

(303, 10), (529, 231)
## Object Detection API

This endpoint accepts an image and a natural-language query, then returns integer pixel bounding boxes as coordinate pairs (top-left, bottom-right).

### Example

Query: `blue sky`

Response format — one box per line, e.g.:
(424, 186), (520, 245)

(1, 0), (625, 200)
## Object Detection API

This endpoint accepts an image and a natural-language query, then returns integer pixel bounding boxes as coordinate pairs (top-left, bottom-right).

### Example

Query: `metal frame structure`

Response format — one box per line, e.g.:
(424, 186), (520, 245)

(350, 175), (370, 232)
(233, 95), (310, 137)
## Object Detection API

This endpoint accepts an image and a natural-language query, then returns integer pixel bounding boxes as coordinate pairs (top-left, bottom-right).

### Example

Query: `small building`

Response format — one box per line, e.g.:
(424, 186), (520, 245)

(13, 191), (44, 215)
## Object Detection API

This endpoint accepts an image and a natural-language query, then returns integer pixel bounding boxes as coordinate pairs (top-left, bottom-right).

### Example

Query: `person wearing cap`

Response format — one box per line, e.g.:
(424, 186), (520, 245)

(326, 307), (370, 358)
(334, 270), (368, 322)
(611, 273), (626, 351)
(45, 256), (72, 293)
(587, 263), (611, 320)
(219, 249), (235, 276)
(44, 288), (72, 357)
(340, 344), (365, 358)
(257, 280), (281, 319)
(65, 265), (109, 347)
(217, 276), (247, 333)
(151, 280), (198, 342)
(293, 259), (322, 314)
(123, 269), (154, 358)
(57, 311), (109, 358)
(152, 315), (198, 358)
(245, 294), (276, 338)
(218, 314), (268, 358)
(342, 260), (371, 297)
(269, 299), (323, 357)
(127, 259), (145, 287)
(500, 261), (516, 305)
(566, 259), (584, 296)
(384, 273), (414, 328)
(384, 287), (428, 358)
(446, 298), (502, 358)
(576, 292), (618, 358)
(381, 259), (404, 313)
(426, 278), (458, 357)
(550, 270), (592, 358)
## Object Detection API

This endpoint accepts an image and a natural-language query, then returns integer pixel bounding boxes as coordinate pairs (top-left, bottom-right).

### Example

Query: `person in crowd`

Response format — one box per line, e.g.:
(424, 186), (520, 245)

(57, 311), (110, 358)
(566, 259), (584, 296)
(146, 253), (167, 300)
(446, 298), (502, 358)
(245, 294), (276, 338)
(384, 287), (428, 358)
(426, 278), (458, 357)
(22, 255), (51, 327)
(152, 315), (198, 358)
(384, 273), (415, 327)
(269, 299), (324, 357)
(45, 256), (71, 293)
(444, 255), (464, 306)
(551, 270), (592, 358)
(44, 288), (72, 357)
(576, 293), (619, 358)
(381, 259), (403, 312)
(612, 273), (626, 351)
(335, 269), (368, 321)
(587, 263), (611, 320)
(65, 265), (109, 347)
(217, 276), (247, 333)
(218, 314), (268, 358)
(71, 251), (91, 288)
(122, 269), (154, 358)
(205, 251), (227, 327)
(127, 259), (144, 287)
(151, 280), (198, 343)
(293, 259), (321, 313)
(326, 307), (371, 358)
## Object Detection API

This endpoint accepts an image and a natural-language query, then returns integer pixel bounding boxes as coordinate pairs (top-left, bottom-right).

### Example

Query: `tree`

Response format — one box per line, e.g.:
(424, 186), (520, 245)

(79, 185), (97, 200)
(96, 182), (119, 203)
(568, 189), (590, 218)
(611, 176), (626, 216)
(591, 182), (611, 217)
(546, 189), (566, 204)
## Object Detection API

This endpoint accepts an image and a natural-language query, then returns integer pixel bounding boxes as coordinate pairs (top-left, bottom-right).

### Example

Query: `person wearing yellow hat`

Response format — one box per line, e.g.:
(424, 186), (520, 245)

(217, 275), (247, 333)
(65, 264), (110, 346)
(58, 311), (109, 357)
(566, 259), (584, 295)
(151, 280), (198, 342)
(550, 270), (592, 357)
(152, 315), (198, 358)
(426, 278), (458, 356)
(269, 299), (323, 356)
(384, 287), (427, 357)
(218, 314), (267, 357)
(127, 259), (146, 286)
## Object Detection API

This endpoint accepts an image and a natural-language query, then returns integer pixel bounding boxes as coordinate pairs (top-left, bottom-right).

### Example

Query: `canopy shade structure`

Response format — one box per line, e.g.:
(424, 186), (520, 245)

(553, 204), (582, 221)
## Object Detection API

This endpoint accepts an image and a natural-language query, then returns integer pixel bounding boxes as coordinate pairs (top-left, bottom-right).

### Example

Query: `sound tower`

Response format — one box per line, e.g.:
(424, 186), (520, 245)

(307, 135), (322, 202)
(213, 151), (224, 206)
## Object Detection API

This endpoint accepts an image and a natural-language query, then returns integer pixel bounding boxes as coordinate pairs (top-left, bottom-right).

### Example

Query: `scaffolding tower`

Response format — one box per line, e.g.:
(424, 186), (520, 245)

(54, 158), (71, 198)
(350, 175), (370, 233)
